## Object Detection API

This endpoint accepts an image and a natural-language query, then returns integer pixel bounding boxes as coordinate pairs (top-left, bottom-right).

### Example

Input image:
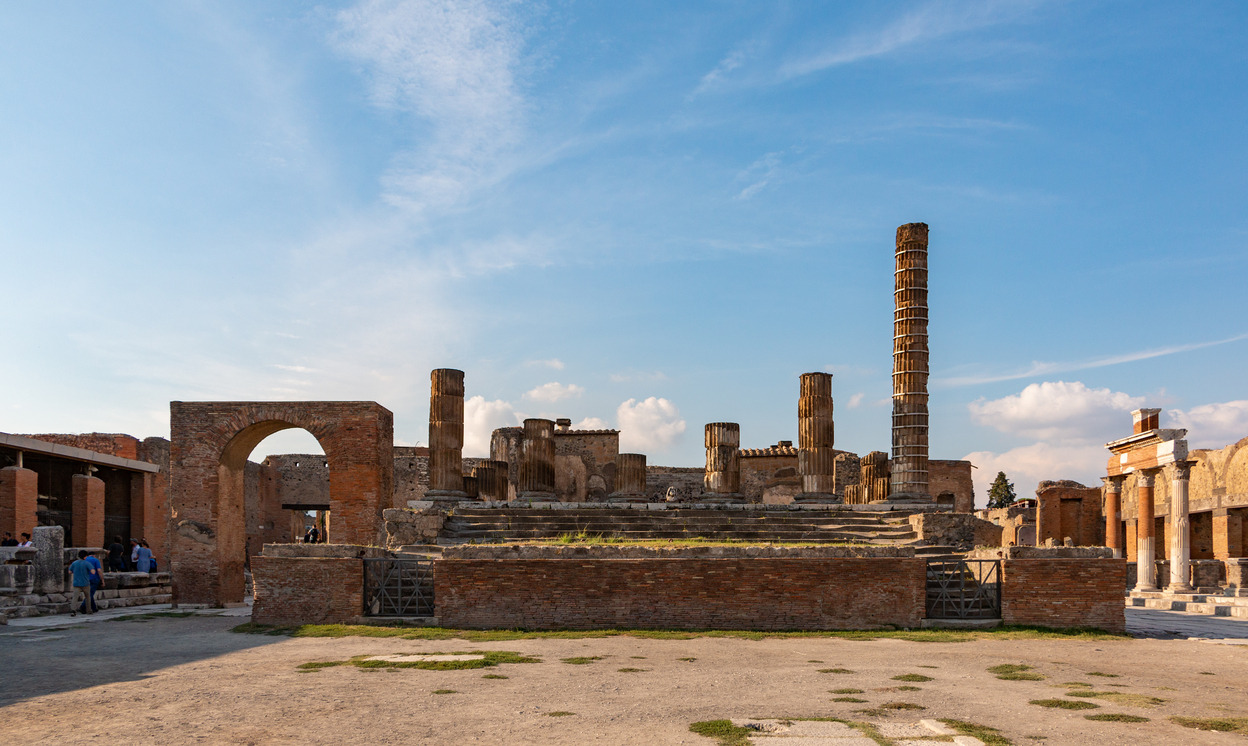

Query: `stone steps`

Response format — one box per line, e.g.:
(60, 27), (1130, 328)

(1127, 593), (1248, 617)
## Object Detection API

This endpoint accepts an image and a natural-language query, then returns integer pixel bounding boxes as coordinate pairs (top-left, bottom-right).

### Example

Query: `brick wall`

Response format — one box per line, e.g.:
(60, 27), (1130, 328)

(71, 474), (104, 547)
(436, 558), (926, 630)
(20, 433), (140, 460)
(0, 467), (37, 538)
(1036, 482), (1101, 546)
(251, 556), (364, 625)
(929, 460), (974, 512)
(1000, 558), (1126, 633)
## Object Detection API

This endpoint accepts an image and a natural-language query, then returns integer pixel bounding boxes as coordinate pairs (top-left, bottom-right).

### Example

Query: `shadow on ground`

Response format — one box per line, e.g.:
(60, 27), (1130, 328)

(0, 615), (282, 705)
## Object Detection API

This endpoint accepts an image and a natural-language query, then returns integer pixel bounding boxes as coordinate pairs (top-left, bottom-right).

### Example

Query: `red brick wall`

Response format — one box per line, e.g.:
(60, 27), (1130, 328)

(0, 467), (37, 538)
(21, 433), (140, 460)
(1001, 559), (1126, 633)
(436, 558), (926, 630)
(71, 474), (105, 547)
(251, 556), (364, 625)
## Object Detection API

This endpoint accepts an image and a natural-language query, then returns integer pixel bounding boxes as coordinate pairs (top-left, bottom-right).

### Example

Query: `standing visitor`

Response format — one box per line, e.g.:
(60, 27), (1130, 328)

(18, 533), (33, 547)
(108, 536), (126, 571)
(84, 552), (103, 612)
(0, 532), (16, 547)
(134, 540), (153, 573)
(68, 550), (95, 616)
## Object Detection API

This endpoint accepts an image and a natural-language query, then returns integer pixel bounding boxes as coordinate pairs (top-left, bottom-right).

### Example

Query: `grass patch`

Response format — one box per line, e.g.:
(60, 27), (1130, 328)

(832, 697), (868, 703)
(678, 657), (697, 662)
(630, 656), (646, 659)
(481, 674), (508, 679)
(617, 667), (648, 672)
(939, 719), (1013, 746)
(819, 668), (854, 674)
(1199, 671), (1216, 675)
(1086, 671), (1119, 678)
(561, 656), (603, 665)
(917, 665), (938, 669)
(988, 664), (1033, 675)
(831, 688), (864, 694)
(688, 720), (753, 746)
(998, 672), (1045, 681)
(1065, 691), (1166, 708)
(431, 689), (457, 694)
(1169, 716), (1248, 734)
(1085, 714), (1149, 723)
(546, 711), (575, 717)
(231, 622), (1127, 643)
(882, 702), (925, 710)
(808, 659), (824, 663)
(1029, 699), (1099, 710)
(894, 685), (922, 691)
(892, 674), (933, 682)
(1062, 682), (1092, 688)
(297, 651), (539, 672)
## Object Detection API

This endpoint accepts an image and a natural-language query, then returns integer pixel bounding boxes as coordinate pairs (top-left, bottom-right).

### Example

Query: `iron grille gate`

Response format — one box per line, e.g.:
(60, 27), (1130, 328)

(925, 559), (1001, 619)
(363, 558), (434, 617)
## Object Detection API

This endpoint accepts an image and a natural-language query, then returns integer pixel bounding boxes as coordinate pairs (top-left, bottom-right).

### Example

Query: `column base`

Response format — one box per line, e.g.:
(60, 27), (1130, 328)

(1110, 548), (1123, 559)
(1166, 584), (1195, 595)
(1133, 583), (1159, 593)
(516, 491), (556, 502)
(794, 493), (840, 504)
(606, 493), (647, 504)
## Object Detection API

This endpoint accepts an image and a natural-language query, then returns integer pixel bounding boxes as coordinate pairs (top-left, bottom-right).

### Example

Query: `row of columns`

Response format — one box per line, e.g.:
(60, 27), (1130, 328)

(1106, 461), (1196, 594)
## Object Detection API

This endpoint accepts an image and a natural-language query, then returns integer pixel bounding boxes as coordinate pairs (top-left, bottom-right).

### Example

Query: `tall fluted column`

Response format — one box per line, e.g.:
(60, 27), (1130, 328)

(1168, 461), (1195, 594)
(890, 222), (930, 502)
(797, 372), (838, 503)
(1102, 476), (1125, 559)
(427, 368), (467, 502)
(472, 460), (510, 502)
(1134, 468), (1161, 592)
(702, 423), (742, 502)
(609, 454), (647, 503)
(518, 419), (556, 501)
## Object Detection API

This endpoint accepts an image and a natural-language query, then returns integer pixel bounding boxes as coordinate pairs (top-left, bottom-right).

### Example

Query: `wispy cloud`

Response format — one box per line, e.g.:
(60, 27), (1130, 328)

(780, 0), (1045, 79)
(735, 152), (783, 200)
(526, 358), (565, 370)
(523, 382), (584, 403)
(693, 40), (758, 96)
(610, 371), (667, 383)
(936, 332), (1248, 387)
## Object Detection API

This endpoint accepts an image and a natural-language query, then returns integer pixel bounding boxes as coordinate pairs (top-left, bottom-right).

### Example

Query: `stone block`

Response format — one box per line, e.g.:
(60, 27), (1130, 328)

(32, 526), (64, 595)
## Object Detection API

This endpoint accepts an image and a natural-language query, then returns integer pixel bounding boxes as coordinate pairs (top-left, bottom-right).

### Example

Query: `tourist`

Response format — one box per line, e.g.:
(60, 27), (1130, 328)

(141, 539), (157, 572)
(84, 552), (104, 612)
(108, 536), (126, 571)
(134, 540), (153, 573)
(18, 533), (33, 547)
(0, 532), (16, 547)
(68, 550), (95, 616)
(309, 526), (320, 543)
(130, 538), (141, 567)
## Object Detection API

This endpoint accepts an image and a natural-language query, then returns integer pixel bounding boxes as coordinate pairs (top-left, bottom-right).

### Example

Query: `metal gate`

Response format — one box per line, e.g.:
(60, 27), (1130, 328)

(925, 559), (1001, 619)
(363, 558), (434, 617)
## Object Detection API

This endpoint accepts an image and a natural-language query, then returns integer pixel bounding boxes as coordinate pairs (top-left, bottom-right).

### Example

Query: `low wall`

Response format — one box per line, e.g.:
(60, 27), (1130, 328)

(999, 558), (1126, 633)
(908, 513), (1002, 549)
(436, 557), (926, 630)
(251, 556), (364, 626)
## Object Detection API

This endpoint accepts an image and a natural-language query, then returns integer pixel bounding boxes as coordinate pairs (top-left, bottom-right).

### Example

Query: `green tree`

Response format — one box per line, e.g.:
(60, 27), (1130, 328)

(986, 471), (1017, 509)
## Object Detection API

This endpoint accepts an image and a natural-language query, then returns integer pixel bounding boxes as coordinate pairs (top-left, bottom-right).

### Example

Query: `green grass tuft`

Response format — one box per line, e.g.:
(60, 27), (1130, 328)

(1085, 714), (1149, 723)
(688, 720), (753, 746)
(939, 719), (1013, 746)
(1169, 716), (1248, 734)
(617, 667), (648, 672)
(892, 674), (933, 682)
(988, 664), (1033, 674)
(1065, 691), (1165, 707)
(831, 697), (868, 703)
(1030, 699), (1099, 710)
(431, 689), (457, 694)
(299, 650), (538, 672)
(830, 688), (864, 694)
(818, 668), (854, 674)
(678, 657), (697, 662)
(546, 711), (576, 717)
(481, 674), (508, 679)
(1086, 671), (1119, 678)
(560, 656), (603, 665)
(998, 672), (1045, 681)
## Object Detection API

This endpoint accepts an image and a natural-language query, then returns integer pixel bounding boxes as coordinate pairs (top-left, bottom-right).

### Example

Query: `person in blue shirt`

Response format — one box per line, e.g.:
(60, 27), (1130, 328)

(68, 551), (96, 616)
(135, 541), (153, 573)
(84, 552), (104, 612)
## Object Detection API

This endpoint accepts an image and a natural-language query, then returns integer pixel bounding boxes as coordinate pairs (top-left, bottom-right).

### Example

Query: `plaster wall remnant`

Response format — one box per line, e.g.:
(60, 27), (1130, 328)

(890, 222), (931, 503)
(426, 369), (467, 502)
(702, 422), (742, 502)
(796, 372), (837, 503)
(609, 453), (647, 502)
(518, 419), (556, 501)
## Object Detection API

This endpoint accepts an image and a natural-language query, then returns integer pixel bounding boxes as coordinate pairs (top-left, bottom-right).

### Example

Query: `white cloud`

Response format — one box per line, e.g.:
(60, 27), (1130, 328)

(526, 358), (565, 370)
(964, 442), (1108, 508)
(572, 417), (611, 431)
(463, 395), (519, 456)
(523, 382), (584, 403)
(1169, 400), (1248, 449)
(735, 152), (782, 200)
(969, 381), (1143, 442)
(333, 0), (529, 213)
(846, 392), (865, 409)
(694, 40), (758, 95)
(609, 371), (667, 383)
(616, 397), (687, 453)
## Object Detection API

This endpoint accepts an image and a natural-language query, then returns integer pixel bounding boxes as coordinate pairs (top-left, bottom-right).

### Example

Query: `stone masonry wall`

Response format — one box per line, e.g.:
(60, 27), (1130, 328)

(999, 558), (1126, 633)
(251, 556), (364, 626)
(645, 467), (706, 502)
(908, 513), (1002, 550)
(436, 558), (927, 630)
(929, 460), (974, 512)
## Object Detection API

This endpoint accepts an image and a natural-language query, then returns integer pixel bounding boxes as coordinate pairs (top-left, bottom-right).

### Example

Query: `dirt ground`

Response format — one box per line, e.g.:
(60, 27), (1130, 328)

(2, 615), (1246, 745)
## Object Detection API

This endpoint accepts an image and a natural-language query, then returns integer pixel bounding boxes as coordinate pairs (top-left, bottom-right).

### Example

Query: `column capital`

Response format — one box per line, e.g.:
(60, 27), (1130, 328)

(1102, 475), (1126, 493)
(1136, 467), (1162, 487)
(1170, 460), (1196, 482)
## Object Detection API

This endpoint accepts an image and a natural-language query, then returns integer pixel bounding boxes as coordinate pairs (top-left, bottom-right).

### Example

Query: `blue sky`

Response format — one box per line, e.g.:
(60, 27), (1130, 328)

(3, 1), (1246, 503)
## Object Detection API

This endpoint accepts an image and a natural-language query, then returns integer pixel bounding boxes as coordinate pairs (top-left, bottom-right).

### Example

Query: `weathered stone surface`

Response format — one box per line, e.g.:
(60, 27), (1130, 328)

(703, 423), (741, 497)
(382, 508), (447, 549)
(797, 372), (837, 502)
(891, 221), (930, 502)
(261, 543), (386, 559)
(968, 546), (1114, 560)
(427, 369), (467, 499)
(518, 419), (556, 499)
(908, 513), (1002, 550)
(32, 525), (64, 595)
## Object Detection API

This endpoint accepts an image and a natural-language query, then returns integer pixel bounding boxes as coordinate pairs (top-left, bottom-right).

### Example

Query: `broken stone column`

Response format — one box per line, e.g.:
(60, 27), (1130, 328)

(702, 423), (742, 502)
(861, 451), (891, 504)
(426, 368), (467, 502)
(518, 419), (556, 501)
(1134, 468), (1161, 592)
(834, 453), (860, 499)
(608, 454), (647, 503)
(890, 222), (932, 503)
(462, 476), (479, 499)
(1102, 475), (1125, 559)
(796, 372), (838, 503)
(71, 473), (104, 548)
(0, 465), (37, 539)
(32, 525), (64, 595)
(1168, 461), (1195, 594)
(473, 460), (509, 502)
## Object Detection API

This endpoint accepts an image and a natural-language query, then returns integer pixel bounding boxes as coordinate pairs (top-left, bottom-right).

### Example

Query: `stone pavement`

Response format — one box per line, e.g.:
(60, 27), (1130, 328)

(0, 601), (251, 636)
(731, 718), (985, 745)
(1126, 605), (1248, 643)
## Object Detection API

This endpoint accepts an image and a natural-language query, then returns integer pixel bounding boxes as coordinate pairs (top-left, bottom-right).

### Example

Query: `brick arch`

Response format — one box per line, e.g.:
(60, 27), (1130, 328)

(170, 401), (393, 606)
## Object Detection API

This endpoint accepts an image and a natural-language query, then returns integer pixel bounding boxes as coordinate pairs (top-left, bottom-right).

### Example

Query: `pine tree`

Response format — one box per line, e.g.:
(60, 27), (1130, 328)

(986, 471), (1017, 509)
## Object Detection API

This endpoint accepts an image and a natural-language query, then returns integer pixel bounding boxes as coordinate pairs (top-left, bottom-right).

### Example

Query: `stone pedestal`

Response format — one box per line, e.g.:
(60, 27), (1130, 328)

(1224, 558), (1248, 597)
(1166, 461), (1195, 594)
(71, 474), (105, 548)
(518, 419), (556, 501)
(1102, 476), (1124, 559)
(608, 453), (647, 503)
(890, 222), (931, 503)
(32, 525), (65, 595)
(0, 466), (37, 539)
(1134, 468), (1160, 592)
(426, 368), (467, 502)
(796, 372), (838, 503)
(701, 423), (742, 502)
(472, 460), (509, 502)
